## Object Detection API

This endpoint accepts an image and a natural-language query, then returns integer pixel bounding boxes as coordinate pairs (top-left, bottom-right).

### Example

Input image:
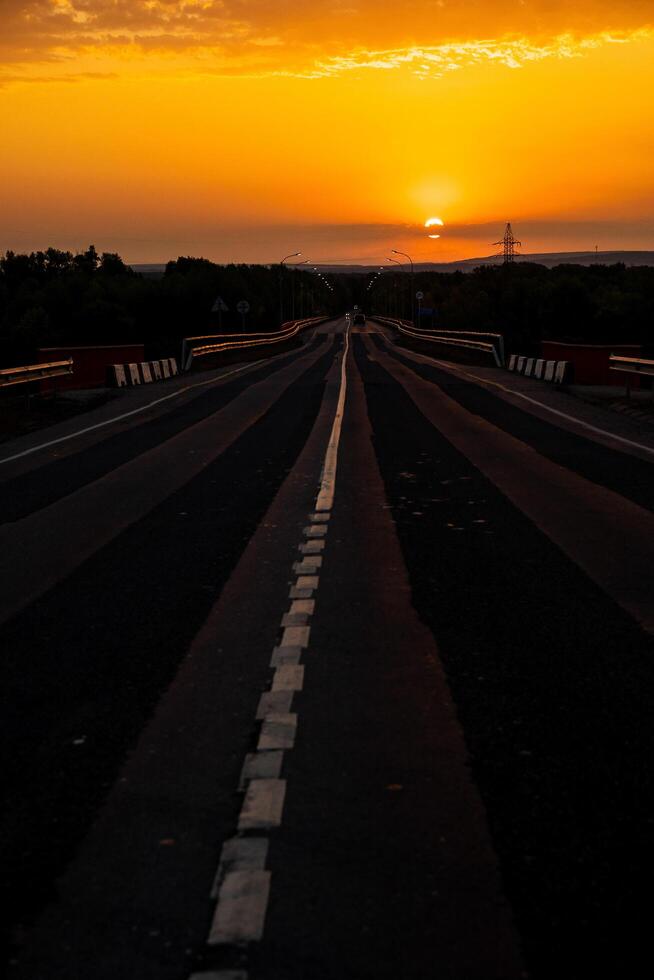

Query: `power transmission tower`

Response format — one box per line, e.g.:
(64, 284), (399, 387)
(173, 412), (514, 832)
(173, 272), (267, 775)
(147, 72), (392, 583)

(492, 223), (522, 263)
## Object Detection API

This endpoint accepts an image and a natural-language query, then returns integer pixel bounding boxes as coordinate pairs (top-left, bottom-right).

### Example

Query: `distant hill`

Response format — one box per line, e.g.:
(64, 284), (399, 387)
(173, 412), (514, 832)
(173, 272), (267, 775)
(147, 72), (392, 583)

(131, 263), (167, 278)
(131, 251), (654, 277)
(311, 251), (654, 274)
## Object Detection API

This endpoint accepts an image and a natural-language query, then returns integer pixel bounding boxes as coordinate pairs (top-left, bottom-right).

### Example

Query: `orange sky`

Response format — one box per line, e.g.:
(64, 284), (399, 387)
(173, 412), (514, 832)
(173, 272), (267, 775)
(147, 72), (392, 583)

(1, 1), (654, 264)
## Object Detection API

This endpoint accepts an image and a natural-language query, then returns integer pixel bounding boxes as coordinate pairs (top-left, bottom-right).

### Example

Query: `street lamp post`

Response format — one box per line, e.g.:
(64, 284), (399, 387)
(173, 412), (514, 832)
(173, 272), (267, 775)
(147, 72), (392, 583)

(392, 249), (415, 325)
(279, 252), (301, 327)
(387, 257), (402, 319)
(292, 259), (311, 320)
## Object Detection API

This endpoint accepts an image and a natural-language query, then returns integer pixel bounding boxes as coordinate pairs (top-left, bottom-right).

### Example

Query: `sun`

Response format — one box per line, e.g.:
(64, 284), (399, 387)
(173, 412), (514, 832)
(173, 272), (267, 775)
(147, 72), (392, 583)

(425, 217), (444, 239)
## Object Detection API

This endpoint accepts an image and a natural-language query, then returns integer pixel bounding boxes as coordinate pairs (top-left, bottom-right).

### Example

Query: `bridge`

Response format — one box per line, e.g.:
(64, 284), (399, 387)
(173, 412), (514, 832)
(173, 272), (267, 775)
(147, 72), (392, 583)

(2, 316), (654, 979)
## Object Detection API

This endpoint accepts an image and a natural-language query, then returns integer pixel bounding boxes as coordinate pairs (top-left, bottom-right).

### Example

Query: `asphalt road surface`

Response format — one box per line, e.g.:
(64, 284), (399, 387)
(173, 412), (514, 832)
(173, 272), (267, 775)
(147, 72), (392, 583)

(2, 317), (654, 980)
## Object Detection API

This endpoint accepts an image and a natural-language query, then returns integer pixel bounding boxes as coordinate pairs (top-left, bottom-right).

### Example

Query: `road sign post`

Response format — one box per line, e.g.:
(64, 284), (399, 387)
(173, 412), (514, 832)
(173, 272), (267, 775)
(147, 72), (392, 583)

(416, 290), (423, 324)
(236, 300), (250, 332)
(211, 296), (229, 331)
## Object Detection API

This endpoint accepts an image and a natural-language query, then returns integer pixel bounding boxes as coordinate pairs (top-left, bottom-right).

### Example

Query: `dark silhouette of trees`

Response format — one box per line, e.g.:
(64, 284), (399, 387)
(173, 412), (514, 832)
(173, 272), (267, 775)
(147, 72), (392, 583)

(2, 248), (653, 368)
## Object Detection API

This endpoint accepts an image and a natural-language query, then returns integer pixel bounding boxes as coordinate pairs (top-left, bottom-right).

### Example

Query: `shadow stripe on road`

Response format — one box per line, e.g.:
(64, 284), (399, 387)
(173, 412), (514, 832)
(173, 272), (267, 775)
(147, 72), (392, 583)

(354, 334), (654, 979)
(0, 338), (339, 963)
(372, 334), (654, 513)
(0, 336), (327, 527)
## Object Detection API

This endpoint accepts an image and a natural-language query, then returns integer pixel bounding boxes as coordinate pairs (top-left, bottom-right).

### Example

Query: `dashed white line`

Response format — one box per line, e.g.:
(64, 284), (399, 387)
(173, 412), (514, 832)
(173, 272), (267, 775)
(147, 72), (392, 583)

(257, 714), (297, 751)
(208, 870), (271, 944)
(256, 690), (294, 719)
(270, 646), (303, 666)
(239, 751), (284, 790)
(238, 778), (287, 830)
(272, 664), (305, 691)
(280, 624), (311, 647)
(198, 323), (351, 971)
(211, 838), (270, 898)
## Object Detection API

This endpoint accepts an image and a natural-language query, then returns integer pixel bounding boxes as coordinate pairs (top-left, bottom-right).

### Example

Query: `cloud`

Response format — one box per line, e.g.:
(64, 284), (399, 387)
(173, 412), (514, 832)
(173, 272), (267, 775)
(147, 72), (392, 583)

(0, 1), (652, 80)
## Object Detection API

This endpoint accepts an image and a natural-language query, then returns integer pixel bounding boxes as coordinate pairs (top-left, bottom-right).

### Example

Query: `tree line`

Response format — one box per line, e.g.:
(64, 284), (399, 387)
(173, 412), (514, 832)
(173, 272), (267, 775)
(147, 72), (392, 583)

(1, 247), (653, 368)
(364, 261), (654, 353)
(0, 248), (340, 368)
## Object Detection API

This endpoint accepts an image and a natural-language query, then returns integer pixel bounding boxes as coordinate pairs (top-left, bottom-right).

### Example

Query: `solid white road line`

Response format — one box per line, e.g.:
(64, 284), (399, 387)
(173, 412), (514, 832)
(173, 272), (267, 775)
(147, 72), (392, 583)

(315, 325), (351, 511)
(380, 332), (654, 458)
(0, 358), (271, 467)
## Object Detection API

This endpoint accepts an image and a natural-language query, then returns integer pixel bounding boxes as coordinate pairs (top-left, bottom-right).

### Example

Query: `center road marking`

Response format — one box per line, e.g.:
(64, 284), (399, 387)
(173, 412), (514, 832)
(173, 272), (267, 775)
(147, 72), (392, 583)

(315, 325), (351, 511)
(193, 324), (350, 977)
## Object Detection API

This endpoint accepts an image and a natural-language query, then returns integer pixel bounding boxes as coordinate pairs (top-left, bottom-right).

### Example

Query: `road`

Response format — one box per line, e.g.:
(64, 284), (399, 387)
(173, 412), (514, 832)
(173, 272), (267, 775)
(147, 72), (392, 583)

(2, 317), (654, 980)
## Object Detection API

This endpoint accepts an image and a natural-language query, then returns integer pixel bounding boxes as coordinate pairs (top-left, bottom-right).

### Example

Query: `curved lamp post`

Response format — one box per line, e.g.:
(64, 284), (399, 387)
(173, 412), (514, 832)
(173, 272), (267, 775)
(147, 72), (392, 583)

(392, 249), (414, 325)
(387, 257), (402, 318)
(279, 252), (301, 326)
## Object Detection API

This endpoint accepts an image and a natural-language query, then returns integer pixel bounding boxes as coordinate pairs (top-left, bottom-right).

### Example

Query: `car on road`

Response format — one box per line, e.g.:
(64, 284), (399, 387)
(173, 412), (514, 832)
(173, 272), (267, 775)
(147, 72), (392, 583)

(353, 312), (365, 324)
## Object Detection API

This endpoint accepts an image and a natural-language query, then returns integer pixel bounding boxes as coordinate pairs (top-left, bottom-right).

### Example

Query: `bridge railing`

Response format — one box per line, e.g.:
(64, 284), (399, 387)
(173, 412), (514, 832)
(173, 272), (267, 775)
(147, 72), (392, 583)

(609, 354), (654, 381)
(372, 317), (505, 367)
(181, 317), (326, 371)
(0, 359), (74, 390)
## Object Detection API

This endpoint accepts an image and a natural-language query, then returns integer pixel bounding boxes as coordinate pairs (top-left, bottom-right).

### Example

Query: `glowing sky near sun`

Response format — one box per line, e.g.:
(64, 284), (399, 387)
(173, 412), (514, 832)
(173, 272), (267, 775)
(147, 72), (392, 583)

(1, 1), (654, 263)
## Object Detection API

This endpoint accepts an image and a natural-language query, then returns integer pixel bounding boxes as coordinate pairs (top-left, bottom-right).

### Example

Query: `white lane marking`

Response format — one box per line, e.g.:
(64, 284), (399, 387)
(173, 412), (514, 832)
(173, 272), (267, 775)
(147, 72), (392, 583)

(299, 539), (325, 554)
(256, 690), (294, 719)
(289, 599), (315, 616)
(270, 646), (303, 666)
(200, 322), (351, 966)
(381, 334), (654, 459)
(272, 664), (305, 691)
(280, 624), (311, 647)
(239, 751), (284, 791)
(315, 325), (351, 511)
(281, 612), (310, 627)
(0, 359), (271, 467)
(211, 838), (270, 898)
(208, 870), (271, 944)
(289, 585), (314, 599)
(258, 714), (297, 751)
(238, 778), (287, 830)
(292, 557), (322, 574)
(304, 524), (328, 538)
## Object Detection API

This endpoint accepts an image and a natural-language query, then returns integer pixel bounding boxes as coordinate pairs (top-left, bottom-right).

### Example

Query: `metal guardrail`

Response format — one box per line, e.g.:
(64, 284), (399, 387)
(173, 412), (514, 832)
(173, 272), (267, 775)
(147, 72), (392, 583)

(182, 317), (326, 371)
(0, 359), (73, 390)
(373, 316), (504, 367)
(609, 354), (654, 378)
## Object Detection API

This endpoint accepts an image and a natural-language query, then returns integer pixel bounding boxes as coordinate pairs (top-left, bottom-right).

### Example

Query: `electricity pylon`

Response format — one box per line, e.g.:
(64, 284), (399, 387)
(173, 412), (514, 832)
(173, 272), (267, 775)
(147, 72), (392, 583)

(492, 223), (522, 263)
